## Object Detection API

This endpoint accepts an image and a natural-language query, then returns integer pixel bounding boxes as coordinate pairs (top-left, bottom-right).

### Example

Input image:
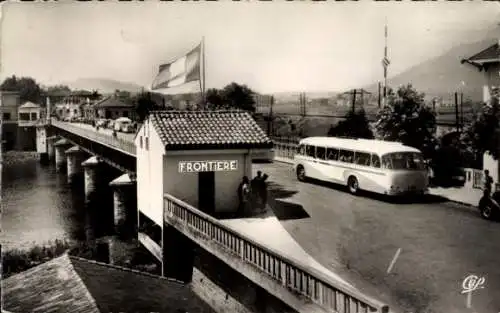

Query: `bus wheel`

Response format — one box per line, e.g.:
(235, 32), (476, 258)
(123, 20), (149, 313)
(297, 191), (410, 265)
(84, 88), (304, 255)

(296, 165), (306, 182)
(347, 176), (359, 195)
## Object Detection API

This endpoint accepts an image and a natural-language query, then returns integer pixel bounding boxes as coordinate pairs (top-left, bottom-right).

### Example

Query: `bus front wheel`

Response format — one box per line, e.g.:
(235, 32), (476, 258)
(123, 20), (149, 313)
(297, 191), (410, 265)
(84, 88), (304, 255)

(347, 176), (359, 195)
(296, 165), (306, 182)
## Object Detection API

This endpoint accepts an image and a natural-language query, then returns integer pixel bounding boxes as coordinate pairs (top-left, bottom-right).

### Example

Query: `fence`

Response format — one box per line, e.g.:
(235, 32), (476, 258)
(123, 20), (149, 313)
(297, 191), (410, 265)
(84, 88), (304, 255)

(51, 120), (136, 156)
(164, 193), (389, 313)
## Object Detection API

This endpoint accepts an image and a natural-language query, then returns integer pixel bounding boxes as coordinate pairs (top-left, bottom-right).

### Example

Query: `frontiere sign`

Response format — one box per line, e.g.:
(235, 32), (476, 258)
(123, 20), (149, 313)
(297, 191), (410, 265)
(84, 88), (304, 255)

(178, 160), (238, 173)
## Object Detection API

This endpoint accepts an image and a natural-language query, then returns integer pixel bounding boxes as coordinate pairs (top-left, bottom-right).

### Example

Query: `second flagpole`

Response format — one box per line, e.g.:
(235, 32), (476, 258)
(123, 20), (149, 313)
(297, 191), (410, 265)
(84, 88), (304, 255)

(199, 36), (206, 110)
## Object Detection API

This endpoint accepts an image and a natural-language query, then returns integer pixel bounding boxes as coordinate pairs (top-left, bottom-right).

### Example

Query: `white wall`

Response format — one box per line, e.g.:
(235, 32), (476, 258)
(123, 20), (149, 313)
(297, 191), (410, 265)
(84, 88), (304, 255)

(36, 127), (47, 153)
(164, 151), (252, 213)
(135, 119), (165, 227)
(483, 152), (498, 183)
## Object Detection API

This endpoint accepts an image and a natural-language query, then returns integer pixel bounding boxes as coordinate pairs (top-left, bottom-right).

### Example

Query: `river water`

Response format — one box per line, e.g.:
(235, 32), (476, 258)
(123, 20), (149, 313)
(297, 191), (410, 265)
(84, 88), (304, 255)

(1, 152), (112, 251)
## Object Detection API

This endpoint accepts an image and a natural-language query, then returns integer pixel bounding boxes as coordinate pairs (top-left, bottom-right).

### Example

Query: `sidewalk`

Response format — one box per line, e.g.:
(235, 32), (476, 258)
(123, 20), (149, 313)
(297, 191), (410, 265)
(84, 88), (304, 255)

(428, 186), (482, 207)
(218, 207), (358, 294)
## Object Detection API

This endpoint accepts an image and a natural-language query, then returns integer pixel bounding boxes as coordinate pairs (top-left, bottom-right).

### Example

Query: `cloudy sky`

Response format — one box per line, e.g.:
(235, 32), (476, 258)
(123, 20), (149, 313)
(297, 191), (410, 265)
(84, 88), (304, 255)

(1, 1), (499, 94)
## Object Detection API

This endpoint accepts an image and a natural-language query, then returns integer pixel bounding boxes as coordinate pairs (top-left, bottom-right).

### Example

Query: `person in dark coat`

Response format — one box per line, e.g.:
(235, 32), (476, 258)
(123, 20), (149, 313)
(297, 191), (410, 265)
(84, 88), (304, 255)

(251, 171), (263, 209)
(259, 174), (269, 211)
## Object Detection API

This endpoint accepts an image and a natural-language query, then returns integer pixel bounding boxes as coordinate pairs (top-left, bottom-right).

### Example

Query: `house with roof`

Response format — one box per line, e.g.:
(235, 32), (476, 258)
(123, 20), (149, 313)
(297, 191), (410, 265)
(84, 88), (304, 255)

(94, 95), (136, 120)
(461, 40), (500, 103)
(18, 101), (42, 127)
(0, 91), (21, 150)
(135, 110), (273, 259)
(2, 253), (214, 313)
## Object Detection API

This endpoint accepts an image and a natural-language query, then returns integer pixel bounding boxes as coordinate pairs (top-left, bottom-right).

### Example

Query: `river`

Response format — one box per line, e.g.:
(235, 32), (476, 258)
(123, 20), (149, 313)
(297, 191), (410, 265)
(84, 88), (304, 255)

(1, 152), (111, 251)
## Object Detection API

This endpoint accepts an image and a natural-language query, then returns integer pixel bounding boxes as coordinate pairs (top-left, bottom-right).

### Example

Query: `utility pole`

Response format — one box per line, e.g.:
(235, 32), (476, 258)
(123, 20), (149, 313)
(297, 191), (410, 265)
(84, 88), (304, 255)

(455, 92), (460, 132)
(378, 82), (382, 108)
(382, 19), (390, 107)
(460, 92), (464, 127)
(352, 89), (357, 113)
(268, 95), (274, 137)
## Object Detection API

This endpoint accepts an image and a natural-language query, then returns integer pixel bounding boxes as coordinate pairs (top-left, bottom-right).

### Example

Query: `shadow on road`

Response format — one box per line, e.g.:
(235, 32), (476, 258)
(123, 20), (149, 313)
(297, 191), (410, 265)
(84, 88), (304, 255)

(304, 177), (449, 205)
(266, 181), (310, 221)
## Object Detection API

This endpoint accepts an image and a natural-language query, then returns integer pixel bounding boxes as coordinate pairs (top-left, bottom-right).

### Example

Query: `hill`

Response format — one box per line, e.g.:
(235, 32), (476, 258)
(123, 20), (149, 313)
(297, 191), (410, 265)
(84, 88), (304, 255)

(64, 78), (145, 94)
(363, 38), (496, 103)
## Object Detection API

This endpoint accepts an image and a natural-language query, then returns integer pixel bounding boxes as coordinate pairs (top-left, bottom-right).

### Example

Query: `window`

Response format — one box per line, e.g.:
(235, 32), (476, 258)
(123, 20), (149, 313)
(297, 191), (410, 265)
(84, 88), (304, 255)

(3, 113), (11, 120)
(298, 144), (305, 155)
(19, 113), (30, 121)
(145, 137), (149, 150)
(139, 136), (143, 149)
(371, 154), (381, 168)
(339, 149), (354, 163)
(305, 145), (315, 157)
(30, 112), (37, 121)
(316, 146), (326, 160)
(382, 152), (425, 170)
(354, 152), (371, 166)
(326, 148), (339, 161)
(73, 109), (77, 115)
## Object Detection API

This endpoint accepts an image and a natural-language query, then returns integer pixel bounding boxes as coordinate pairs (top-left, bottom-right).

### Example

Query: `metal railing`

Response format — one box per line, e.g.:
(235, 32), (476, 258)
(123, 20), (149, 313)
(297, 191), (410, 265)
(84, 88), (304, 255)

(472, 169), (483, 189)
(164, 193), (389, 313)
(51, 120), (136, 156)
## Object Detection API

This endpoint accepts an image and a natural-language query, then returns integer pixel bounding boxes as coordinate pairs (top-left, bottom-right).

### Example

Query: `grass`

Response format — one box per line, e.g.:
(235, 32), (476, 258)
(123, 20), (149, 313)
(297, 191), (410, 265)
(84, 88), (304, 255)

(2, 238), (160, 279)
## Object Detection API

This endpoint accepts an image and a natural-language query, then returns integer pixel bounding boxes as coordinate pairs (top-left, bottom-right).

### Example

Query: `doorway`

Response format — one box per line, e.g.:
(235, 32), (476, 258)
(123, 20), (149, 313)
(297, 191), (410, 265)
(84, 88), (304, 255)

(198, 171), (215, 215)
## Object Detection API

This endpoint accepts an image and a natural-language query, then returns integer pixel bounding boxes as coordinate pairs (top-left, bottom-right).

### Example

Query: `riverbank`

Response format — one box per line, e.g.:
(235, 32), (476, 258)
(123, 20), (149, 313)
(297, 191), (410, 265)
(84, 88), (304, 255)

(2, 151), (39, 166)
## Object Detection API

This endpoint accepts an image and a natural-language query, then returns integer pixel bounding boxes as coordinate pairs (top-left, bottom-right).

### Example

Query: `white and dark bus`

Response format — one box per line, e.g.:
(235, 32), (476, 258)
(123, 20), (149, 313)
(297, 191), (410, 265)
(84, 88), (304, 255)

(293, 137), (429, 196)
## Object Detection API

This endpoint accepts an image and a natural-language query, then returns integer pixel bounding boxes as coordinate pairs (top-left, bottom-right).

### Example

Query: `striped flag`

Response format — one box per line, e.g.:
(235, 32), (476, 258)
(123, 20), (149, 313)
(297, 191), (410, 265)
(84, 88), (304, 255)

(382, 57), (390, 68)
(152, 43), (202, 90)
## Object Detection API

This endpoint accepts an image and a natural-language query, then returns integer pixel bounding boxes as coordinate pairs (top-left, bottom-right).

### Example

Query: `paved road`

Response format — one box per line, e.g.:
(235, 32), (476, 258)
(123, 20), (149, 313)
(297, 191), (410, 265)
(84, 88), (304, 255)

(70, 122), (136, 142)
(254, 162), (500, 313)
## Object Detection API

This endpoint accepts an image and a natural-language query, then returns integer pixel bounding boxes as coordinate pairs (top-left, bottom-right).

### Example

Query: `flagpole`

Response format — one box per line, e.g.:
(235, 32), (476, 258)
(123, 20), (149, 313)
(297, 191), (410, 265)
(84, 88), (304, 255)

(200, 36), (206, 110)
(383, 18), (388, 107)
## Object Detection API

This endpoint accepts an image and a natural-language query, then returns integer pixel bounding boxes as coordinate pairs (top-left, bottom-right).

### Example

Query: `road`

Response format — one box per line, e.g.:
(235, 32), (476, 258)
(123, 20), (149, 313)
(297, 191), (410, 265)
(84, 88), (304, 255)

(254, 162), (500, 313)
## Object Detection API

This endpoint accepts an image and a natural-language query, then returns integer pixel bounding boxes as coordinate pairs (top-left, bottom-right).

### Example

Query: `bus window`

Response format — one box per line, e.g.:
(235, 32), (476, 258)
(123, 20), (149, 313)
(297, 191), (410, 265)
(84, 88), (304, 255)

(326, 148), (339, 161)
(339, 150), (354, 163)
(298, 144), (305, 155)
(354, 152), (371, 166)
(371, 154), (381, 168)
(306, 145), (315, 157)
(316, 147), (326, 160)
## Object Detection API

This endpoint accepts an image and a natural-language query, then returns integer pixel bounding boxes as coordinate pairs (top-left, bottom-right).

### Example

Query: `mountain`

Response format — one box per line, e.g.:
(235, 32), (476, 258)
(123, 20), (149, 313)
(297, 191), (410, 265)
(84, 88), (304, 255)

(363, 38), (496, 103)
(64, 78), (145, 94)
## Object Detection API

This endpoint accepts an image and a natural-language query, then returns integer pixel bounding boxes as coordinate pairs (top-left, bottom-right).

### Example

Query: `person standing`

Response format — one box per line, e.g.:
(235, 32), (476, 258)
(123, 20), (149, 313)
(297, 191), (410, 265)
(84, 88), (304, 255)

(237, 176), (251, 216)
(251, 171), (263, 210)
(483, 169), (493, 198)
(259, 174), (269, 212)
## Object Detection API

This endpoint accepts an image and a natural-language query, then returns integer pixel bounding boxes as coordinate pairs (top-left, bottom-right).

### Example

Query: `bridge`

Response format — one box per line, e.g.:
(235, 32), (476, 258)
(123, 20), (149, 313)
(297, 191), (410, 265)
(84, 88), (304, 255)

(40, 119), (390, 313)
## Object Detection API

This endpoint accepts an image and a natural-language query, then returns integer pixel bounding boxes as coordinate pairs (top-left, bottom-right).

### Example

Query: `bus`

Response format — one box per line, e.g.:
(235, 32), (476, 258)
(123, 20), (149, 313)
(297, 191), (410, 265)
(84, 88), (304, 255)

(293, 137), (429, 196)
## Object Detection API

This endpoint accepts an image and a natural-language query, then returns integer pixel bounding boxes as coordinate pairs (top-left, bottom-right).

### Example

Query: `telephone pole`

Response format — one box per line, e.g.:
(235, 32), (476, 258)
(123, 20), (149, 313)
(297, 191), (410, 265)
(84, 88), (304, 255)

(378, 82), (382, 108)
(268, 95), (274, 137)
(455, 92), (460, 132)
(382, 19), (390, 107)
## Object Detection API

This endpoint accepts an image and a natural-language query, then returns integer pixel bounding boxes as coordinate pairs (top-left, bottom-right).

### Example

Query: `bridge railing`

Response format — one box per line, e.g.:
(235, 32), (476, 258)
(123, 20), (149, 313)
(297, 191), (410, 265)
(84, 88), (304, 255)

(164, 193), (389, 313)
(271, 136), (299, 162)
(51, 120), (136, 156)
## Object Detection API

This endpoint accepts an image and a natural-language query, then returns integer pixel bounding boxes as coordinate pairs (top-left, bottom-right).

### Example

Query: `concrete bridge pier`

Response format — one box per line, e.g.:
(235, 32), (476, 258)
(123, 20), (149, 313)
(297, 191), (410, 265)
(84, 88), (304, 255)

(82, 156), (104, 203)
(54, 139), (71, 172)
(65, 146), (86, 185)
(162, 225), (195, 283)
(109, 173), (137, 238)
(46, 136), (58, 161)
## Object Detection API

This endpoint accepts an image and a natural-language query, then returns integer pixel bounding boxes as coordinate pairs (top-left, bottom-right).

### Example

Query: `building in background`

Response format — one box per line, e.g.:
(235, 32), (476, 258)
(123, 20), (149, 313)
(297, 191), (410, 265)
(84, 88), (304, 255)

(461, 40), (500, 103)
(94, 95), (136, 120)
(16, 101), (42, 151)
(1, 91), (21, 151)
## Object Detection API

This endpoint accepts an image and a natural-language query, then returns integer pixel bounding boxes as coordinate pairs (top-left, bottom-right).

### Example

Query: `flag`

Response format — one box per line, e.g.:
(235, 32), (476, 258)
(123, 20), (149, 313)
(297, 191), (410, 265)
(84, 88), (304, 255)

(152, 43), (201, 90)
(382, 57), (390, 68)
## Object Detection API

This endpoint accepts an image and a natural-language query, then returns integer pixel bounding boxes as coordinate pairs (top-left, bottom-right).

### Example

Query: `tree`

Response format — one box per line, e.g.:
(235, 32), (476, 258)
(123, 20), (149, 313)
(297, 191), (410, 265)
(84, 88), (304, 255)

(1, 75), (43, 103)
(375, 84), (437, 158)
(135, 92), (157, 122)
(460, 96), (500, 162)
(327, 109), (374, 139)
(221, 82), (256, 112)
(205, 88), (225, 108)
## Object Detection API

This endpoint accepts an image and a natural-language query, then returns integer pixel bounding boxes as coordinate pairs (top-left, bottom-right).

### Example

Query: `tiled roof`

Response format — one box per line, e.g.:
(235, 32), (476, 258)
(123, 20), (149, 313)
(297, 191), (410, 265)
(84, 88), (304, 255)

(149, 110), (273, 150)
(465, 43), (500, 63)
(3, 254), (99, 313)
(19, 101), (40, 109)
(94, 96), (134, 108)
(3, 253), (214, 313)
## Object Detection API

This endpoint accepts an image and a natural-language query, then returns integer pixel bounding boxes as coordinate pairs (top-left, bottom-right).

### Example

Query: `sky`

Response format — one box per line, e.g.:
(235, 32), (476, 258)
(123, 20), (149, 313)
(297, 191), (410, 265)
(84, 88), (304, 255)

(1, 1), (500, 94)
